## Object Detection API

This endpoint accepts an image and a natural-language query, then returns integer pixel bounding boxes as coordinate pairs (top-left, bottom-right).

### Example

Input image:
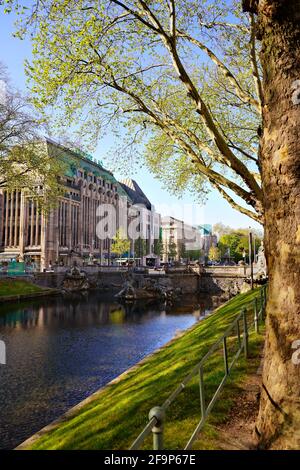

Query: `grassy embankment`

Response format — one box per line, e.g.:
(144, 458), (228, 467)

(23, 288), (265, 450)
(0, 279), (44, 298)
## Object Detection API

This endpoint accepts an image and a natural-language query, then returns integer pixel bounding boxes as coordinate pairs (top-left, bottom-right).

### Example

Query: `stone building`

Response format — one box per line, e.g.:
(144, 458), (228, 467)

(162, 218), (217, 262)
(0, 138), (132, 271)
(161, 216), (202, 262)
(119, 178), (161, 259)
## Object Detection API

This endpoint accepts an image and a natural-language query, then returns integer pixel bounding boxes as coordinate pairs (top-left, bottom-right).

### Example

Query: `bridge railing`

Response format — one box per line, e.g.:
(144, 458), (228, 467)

(130, 285), (267, 450)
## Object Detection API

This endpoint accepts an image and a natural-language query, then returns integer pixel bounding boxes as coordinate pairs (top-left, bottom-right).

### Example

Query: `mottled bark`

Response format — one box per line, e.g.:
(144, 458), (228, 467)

(243, 0), (300, 449)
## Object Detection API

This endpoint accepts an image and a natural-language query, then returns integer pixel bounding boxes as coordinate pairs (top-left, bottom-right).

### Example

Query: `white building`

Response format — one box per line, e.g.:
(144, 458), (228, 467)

(161, 216), (203, 262)
(119, 179), (161, 264)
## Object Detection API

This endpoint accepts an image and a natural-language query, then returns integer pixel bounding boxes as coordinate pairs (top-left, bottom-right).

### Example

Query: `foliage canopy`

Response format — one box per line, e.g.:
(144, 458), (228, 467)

(4, 0), (264, 222)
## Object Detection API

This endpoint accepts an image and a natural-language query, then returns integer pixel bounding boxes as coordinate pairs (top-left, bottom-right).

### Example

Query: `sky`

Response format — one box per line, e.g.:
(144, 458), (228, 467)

(0, 8), (262, 231)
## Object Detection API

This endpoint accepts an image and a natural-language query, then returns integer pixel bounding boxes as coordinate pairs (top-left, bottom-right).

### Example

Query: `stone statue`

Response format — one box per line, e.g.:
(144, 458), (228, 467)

(62, 263), (90, 291)
(255, 241), (267, 276)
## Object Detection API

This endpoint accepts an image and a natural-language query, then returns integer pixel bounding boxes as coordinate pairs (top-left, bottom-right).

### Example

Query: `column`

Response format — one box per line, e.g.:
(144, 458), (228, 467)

(19, 192), (26, 260)
(9, 190), (14, 247)
(35, 202), (39, 246)
(4, 191), (9, 247)
(30, 200), (34, 246)
(67, 200), (72, 249)
(14, 190), (19, 247)
(40, 212), (47, 272)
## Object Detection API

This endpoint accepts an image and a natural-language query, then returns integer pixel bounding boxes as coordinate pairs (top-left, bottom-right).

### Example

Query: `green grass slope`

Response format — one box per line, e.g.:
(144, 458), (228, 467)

(25, 288), (265, 450)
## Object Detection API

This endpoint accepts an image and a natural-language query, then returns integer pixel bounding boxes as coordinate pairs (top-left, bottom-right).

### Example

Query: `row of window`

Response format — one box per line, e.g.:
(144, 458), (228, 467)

(76, 171), (117, 191)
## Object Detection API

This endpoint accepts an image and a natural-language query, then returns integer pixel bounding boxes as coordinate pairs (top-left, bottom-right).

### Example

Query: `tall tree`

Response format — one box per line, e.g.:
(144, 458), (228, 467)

(134, 236), (147, 257)
(208, 246), (221, 262)
(153, 237), (164, 257)
(4, 0), (299, 448)
(242, 0), (300, 449)
(111, 229), (131, 257)
(166, 240), (177, 260)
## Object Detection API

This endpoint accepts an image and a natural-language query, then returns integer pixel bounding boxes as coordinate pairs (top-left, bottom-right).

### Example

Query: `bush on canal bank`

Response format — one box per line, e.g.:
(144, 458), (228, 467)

(21, 288), (265, 450)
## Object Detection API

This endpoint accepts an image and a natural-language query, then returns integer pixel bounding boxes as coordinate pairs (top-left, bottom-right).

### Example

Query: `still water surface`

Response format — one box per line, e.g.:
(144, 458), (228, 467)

(0, 291), (218, 449)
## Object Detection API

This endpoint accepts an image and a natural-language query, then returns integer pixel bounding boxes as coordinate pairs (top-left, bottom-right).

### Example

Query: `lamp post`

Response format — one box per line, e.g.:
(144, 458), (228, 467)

(242, 249), (246, 276)
(248, 228), (254, 290)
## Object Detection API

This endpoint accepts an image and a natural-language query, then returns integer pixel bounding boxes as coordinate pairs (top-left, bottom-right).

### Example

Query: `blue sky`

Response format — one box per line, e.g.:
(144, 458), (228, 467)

(0, 9), (262, 231)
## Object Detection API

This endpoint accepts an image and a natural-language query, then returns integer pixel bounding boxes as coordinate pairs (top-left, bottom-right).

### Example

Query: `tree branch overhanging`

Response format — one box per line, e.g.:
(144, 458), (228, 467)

(249, 13), (263, 110)
(210, 180), (262, 223)
(176, 30), (261, 113)
(119, 1), (263, 201)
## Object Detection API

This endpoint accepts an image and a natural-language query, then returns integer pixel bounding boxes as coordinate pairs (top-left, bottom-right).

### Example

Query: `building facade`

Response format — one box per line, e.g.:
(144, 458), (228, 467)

(120, 179), (161, 260)
(162, 218), (217, 262)
(161, 216), (202, 262)
(0, 139), (132, 271)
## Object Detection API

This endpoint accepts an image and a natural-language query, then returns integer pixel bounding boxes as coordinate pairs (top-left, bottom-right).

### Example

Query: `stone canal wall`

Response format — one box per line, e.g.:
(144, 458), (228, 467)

(31, 267), (246, 296)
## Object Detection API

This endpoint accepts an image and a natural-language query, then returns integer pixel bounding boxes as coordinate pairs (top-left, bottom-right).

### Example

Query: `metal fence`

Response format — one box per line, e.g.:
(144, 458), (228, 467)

(130, 285), (267, 450)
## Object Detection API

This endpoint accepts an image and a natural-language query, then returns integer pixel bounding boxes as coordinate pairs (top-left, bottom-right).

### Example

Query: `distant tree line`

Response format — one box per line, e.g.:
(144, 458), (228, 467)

(213, 223), (262, 263)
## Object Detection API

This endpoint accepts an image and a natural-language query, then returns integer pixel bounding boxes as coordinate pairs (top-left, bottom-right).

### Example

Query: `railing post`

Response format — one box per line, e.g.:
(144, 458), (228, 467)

(263, 285), (267, 308)
(254, 298), (259, 333)
(149, 406), (165, 450)
(261, 286), (267, 320)
(260, 288), (265, 319)
(199, 365), (206, 418)
(242, 309), (249, 358)
(236, 319), (241, 348)
(223, 337), (229, 376)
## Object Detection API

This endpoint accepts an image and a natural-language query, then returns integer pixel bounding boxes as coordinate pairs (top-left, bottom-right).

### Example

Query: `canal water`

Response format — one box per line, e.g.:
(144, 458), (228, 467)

(0, 291), (219, 449)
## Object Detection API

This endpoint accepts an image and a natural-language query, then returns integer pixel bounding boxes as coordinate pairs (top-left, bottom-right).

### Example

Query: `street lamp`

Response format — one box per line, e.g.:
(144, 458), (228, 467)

(248, 228), (254, 290)
(242, 249), (246, 276)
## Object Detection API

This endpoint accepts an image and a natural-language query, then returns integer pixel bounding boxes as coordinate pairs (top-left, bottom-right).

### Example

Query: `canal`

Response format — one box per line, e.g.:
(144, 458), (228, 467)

(0, 291), (220, 449)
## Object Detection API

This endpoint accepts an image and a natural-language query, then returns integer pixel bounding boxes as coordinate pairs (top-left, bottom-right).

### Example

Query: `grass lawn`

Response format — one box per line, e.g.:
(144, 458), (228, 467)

(24, 288), (265, 450)
(0, 279), (44, 298)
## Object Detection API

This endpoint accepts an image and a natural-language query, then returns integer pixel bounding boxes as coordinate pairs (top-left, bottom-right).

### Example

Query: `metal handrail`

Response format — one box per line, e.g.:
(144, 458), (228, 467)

(130, 284), (267, 450)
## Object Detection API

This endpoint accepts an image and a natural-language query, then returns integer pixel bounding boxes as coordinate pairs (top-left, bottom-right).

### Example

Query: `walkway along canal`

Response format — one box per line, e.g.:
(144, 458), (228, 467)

(0, 291), (221, 449)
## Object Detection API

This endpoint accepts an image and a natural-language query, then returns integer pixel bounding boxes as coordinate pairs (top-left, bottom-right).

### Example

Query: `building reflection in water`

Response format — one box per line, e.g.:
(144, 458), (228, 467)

(0, 292), (220, 330)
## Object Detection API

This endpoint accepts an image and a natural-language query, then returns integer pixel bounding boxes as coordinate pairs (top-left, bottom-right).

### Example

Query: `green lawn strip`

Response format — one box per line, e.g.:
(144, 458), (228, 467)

(27, 288), (264, 450)
(0, 279), (44, 297)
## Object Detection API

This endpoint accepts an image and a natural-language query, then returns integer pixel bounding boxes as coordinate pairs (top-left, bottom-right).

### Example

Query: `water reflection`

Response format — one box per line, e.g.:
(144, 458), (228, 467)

(0, 291), (220, 450)
(0, 294), (216, 330)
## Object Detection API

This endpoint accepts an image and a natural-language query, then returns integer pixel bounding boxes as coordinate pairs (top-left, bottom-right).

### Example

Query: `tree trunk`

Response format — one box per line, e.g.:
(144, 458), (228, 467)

(243, 0), (300, 449)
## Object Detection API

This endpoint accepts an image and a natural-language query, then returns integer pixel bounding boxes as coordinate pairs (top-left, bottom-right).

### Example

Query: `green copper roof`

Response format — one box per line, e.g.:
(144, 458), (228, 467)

(46, 138), (133, 202)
